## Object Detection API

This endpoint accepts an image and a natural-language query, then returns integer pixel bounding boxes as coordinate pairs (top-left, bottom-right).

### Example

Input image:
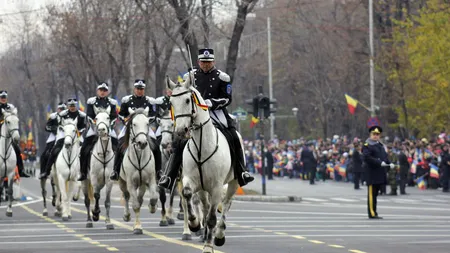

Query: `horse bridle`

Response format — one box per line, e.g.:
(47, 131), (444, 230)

(63, 122), (78, 146)
(170, 90), (210, 130)
(0, 114), (19, 139)
(0, 114), (19, 178)
(159, 116), (174, 136)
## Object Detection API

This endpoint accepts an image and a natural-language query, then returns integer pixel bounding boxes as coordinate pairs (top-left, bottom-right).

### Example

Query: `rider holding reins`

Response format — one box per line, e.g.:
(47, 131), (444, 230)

(0, 90), (30, 178)
(78, 82), (118, 181)
(109, 79), (167, 181)
(158, 48), (254, 190)
(39, 98), (87, 179)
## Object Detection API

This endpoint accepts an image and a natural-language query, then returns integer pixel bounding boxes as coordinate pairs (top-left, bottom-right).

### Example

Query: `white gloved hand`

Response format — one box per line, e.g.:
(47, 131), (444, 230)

(390, 163), (395, 169)
(381, 161), (387, 167)
(204, 99), (213, 107)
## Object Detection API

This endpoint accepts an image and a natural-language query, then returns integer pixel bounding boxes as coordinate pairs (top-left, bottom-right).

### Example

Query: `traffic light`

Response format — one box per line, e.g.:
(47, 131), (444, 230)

(245, 98), (259, 117)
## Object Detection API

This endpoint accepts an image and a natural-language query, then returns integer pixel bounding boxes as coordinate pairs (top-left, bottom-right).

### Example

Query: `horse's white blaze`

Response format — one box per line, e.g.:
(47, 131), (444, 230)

(53, 118), (80, 220)
(0, 109), (20, 215)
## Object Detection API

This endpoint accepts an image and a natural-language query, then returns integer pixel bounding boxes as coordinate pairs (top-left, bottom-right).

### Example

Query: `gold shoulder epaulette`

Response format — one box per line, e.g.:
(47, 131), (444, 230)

(364, 143), (368, 146)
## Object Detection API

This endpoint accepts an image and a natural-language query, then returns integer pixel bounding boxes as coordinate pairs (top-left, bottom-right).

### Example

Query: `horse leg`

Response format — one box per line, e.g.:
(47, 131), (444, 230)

(177, 181), (184, 220)
(132, 184), (145, 235)
(73, 181), (81, 201)
(104, 180), (114, 230)
(0, 180), (3, 206)
(51, 177), (57, 207)
(214, 180), (238, 247)
(148, 173), (158, 214)
(82, 180), (93, 228)
(181, 182), (200, 233)
(57, 175), (69, 221)
(92, 183), (102, 222)
(6, 176), (13, 217)
(202, 188), (221, 253)
(196, 191), (209, 242)
(167, 185), (176, 225)
(158, 187), (168, 226)
(66, 181), (75, 219)
(119, 178), (130, 222)
(53, 176), (62, 217)
(40, 178), (48, 216)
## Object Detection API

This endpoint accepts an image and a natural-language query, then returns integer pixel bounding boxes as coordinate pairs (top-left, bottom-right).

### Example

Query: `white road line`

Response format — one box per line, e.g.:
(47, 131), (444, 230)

(301, 197), (327, 202)
(0, 198), (43, 209)
(422, 198), (448, 203)
(330, 198), (359, 202)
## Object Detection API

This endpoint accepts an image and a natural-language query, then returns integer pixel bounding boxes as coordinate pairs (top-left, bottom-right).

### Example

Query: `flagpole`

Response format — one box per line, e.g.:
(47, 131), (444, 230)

(369, 0), (375, 117)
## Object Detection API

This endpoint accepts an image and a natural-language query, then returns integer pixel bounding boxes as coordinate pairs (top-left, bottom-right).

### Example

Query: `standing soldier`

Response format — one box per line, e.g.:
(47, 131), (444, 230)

(441, 143), (450, 193)
(398, 143), (410, 195)
(387, 145), (399, 195)
(363, 125), (394, 219)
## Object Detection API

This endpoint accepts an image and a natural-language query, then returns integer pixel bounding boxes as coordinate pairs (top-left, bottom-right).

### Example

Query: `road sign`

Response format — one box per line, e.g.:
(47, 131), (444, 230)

(232, 107), (248, 120)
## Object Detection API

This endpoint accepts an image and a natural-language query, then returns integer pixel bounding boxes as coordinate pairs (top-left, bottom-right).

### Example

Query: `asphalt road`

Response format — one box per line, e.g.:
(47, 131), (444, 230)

(0, 177), (449, 253)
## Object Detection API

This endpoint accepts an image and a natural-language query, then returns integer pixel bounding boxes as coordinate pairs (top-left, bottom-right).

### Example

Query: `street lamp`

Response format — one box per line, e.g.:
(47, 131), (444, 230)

(292, 107), (298, 116)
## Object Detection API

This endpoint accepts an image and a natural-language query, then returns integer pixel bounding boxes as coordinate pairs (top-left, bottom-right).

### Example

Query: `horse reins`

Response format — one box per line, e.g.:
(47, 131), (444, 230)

(91, 119), (115, 182)
(0, 115), (19, 178)
(61, 123), (79, 171)
(126, 114), (152, 185)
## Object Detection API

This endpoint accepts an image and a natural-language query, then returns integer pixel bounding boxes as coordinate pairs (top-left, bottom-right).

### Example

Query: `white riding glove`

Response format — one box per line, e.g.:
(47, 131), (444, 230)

(381, 161), (387, 167)
(204, 99), (213, 107)
(389, 163), (395, 169)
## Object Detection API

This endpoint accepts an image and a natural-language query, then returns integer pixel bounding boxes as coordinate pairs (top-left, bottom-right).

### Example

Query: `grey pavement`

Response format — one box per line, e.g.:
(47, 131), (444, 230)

(0, 176), (449, 253)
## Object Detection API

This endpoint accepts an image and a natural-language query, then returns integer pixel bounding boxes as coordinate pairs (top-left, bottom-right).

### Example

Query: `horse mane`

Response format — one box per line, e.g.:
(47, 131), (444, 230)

(123, 108), (147, 149)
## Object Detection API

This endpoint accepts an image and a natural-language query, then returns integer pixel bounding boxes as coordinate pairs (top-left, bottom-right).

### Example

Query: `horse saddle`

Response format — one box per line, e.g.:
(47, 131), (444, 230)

(213, 123), (238, 169)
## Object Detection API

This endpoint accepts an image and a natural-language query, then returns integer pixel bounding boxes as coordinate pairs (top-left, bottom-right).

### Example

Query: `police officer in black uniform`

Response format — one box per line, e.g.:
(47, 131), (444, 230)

(78, 82), (118, 181)
(362, 125), (394, 219)
(0, 90), (29, 178)
(39, 98), (87, 179)
(109, 79), (164, 181)
(441, 142), (450, 193)
(40, 102), (67, 179)
(158, 48), (254, 190)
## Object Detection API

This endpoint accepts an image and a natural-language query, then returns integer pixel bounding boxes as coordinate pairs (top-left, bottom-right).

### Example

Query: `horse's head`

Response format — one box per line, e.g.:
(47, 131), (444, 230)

(61, 117), (78, 149)
(157, 110), (173, 149)
(1, 108), (19, 143)
(92, 106), (111, 139)
(166, 75), (209, 137)
(128, 107), (150, 150)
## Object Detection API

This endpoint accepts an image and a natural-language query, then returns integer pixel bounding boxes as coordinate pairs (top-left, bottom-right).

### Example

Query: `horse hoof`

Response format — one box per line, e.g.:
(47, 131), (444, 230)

(68, 215), (72, 220)
(181, 234), (192, 241)
(92, 214), (99, 222)
(62, 216), (69, 221)
(42, 211), (48, 217)
(86, 222), (93, 228)
(72, 196), (79, 202)
(177, 213), (184, 220)
(198, 235), (205, 243)
(195, 228), (204, 236)
(188, 223), (201, 233)
(167, 218), (175, 225)
(214, 236), (226, 247)
(106, 224), (114, 230)
(202, 245), (214, 253)
(54, 211), (61, 217)
(52, 198), (56, 207)
(133, 228), (143, 235)
(123, 214), (131, 222)
(149, 205), (157, 214)
(5, 211), (12, 217)
(159, 220), (169, 227)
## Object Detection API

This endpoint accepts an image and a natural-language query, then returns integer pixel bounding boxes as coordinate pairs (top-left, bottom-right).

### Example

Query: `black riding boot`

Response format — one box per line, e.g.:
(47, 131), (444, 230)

(40, 141), (54, 178)
(158, 138), (187, 189)
(229, 129), (254, 186)
(39, 139), (64, 179)
(111, 137), (118, 152)
(78, 136), (96, 181)
(12, 142), (29, 178)
(149, 138), (162, 180)
(110, 138), (125, 181)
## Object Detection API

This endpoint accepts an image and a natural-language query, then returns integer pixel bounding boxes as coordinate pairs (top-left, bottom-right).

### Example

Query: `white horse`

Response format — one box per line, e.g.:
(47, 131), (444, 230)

(167, 75), (239, 253)
(52, 117), (81, 221)
(82, 106), (115, 229)
(0, 108), (20, 217)
(156, 111), (177, 227)
(119, 107), (158, 234)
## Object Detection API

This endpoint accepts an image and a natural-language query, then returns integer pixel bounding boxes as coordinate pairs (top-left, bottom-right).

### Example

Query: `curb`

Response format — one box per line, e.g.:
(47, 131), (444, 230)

(232, 195), (302, 202)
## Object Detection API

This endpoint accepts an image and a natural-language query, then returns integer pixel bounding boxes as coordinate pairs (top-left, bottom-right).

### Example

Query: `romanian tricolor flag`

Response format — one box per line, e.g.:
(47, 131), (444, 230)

(79, 101), (85, 112)
(410, 160), (417, 174)
(430, 164), (439, 179)
(27, 118), (32, 132)
(416, 176), (426, 190)
(345, 94), (358, 115)
(250, 116), (259, 128)
(113, 96), (121, 114)
(338, 164), (347, 177)
(46, 104), (52, 119)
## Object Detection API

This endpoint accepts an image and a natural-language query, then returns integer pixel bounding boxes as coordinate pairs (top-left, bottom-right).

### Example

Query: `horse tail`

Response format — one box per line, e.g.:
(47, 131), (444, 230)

(88, 181), (94, 202)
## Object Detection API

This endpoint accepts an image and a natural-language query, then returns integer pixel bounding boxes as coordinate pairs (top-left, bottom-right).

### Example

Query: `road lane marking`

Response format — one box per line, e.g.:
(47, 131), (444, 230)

(20, 205), (120, 252)
(329, 244), (345, 248)
(71, 206), (227, 253)
(349, 250), (367, 253)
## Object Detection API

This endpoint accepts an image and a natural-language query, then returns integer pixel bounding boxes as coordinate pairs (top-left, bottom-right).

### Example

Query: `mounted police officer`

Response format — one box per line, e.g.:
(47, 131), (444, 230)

(77, 82), (118, 181)
(363, 125), (394, 219)
(39, 98), (87, 179)
(40, 102), (67, 180)
(0, 90), (30, 178)
(109, 79), (165, 181)
(158, 48), (254, 190)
